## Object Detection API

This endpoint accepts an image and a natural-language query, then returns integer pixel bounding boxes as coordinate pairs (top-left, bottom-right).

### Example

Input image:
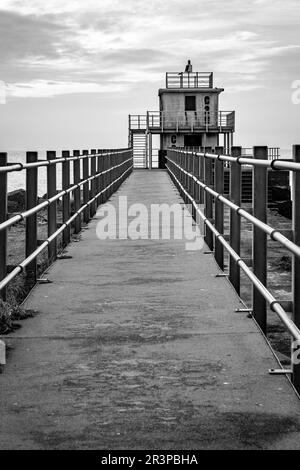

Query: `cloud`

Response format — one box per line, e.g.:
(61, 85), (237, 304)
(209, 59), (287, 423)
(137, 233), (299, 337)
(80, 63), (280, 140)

(0, 0), (300, 100)
(6, 79), (125, 98)
(0, 10), (74, 61)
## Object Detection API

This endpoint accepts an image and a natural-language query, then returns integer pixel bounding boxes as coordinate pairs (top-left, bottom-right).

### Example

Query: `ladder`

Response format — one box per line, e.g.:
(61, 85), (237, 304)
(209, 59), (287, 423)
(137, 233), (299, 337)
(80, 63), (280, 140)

(132, 132), (148, 168)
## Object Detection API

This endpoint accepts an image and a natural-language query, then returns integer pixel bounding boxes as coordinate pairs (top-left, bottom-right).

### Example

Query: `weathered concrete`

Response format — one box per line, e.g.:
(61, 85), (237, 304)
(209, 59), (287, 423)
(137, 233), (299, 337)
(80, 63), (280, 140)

(1, 170), (300, 450)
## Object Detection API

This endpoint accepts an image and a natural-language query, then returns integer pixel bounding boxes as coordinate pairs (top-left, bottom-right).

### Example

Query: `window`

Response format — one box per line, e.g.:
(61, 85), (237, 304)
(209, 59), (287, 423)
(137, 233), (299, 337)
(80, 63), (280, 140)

(185, 95), (196, 111)
(184, 135), (202, 147)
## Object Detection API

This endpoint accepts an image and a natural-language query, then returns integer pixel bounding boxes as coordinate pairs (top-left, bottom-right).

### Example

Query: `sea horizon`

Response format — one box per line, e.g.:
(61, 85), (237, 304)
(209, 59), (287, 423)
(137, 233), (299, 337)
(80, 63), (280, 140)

(5, 147), (292, 196)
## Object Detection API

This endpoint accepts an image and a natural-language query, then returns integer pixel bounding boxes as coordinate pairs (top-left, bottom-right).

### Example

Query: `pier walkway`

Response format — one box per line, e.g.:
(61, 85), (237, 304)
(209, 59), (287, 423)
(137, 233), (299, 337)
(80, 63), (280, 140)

(1, 170), (300, 449)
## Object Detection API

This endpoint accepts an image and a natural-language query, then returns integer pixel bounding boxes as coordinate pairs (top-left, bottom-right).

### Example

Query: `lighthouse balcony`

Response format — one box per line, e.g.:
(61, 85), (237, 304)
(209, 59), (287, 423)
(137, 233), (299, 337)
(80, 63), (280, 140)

(129, 110), (235, 133)
(165, 72), (214, 89)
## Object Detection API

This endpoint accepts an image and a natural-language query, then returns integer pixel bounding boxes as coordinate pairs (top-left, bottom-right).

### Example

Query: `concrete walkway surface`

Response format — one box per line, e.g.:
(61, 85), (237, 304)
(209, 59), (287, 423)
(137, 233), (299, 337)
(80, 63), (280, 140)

(1, 170), (300, 450)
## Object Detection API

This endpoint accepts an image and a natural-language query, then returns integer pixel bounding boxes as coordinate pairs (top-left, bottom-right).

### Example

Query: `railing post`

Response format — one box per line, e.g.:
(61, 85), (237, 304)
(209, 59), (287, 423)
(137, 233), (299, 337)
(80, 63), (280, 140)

(111, 152), (115, 194)
(90, 149), (97, 217)
(215, 146), (224, 270)
(108, 152), (112, 198)
(96, 150), (101, 207)
(194, 152), (200, 209)
(62, 151), (71, 247)
(0, 153), (7, 300)
(184, 152), (189, 202)
(229, 146), (242, 294)
(73, 150), (81, 234)
(189, 152), (195, 219)
(26, 152), (38, 285)
(102, 151), (108, 203)
(47, 151), (57, 263)
(252, 146), (268, 333)
(204, 147), (213, 250)
(98, 150), (104, 205)
(292, 144), (300, 393)
(188, 152), (193, 197)
(82, 150), (90, 224)
(97, 150), (102, 206)
(199, 147), (204, 203)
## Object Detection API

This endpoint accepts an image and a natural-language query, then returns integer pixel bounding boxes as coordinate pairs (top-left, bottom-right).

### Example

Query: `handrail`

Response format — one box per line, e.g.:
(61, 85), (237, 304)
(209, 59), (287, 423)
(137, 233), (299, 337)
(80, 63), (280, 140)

(167, 155), (300, 258)
(180, 148), (300, 171)
(166, 72), (213, 89)
(129, 111), (235, 131)
(0, 148), (133, 298)
(166, 145), (300, 394)
(0, 149), (130, 173)
(0, 156), (133, 233)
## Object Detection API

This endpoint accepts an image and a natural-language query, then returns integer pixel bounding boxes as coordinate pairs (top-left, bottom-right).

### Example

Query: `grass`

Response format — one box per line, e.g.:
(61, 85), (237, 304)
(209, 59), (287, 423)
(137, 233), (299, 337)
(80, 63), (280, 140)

(0, 299), (35, 335)
(0, 206), (65, 335)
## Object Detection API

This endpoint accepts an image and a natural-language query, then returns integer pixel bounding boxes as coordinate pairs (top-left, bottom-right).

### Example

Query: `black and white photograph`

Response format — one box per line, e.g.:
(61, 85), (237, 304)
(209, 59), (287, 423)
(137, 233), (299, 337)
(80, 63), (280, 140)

(0, 0), (300, 455)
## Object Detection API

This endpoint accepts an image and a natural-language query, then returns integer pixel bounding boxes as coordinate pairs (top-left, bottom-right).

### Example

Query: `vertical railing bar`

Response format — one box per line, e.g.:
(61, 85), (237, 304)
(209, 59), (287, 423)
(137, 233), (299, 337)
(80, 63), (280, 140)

(62, 151), (71, 247)
(292, 144), (300, 393)
(82, 150), (90, 224)
(0, 153), (8, 300)
(26, 151), (38, 286)
(204, 146), (213, 250)
(90, 149), (97, 217)
(215, 146), (224, 270)
(252, 146), (268, 333)
(229, 146), (242, 294)
(96, 150), (101, 208)
(194, 152), (200, 220)
(73, 150), (81, 234)
(98, 150), (104, 205)
(47, 150), (57, 263)
(198, 147), (204, 204)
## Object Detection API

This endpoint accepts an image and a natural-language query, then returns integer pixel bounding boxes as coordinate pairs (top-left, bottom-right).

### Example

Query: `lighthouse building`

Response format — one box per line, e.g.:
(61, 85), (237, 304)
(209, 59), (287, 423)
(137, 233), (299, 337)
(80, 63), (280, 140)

(129, 62), (235, 168)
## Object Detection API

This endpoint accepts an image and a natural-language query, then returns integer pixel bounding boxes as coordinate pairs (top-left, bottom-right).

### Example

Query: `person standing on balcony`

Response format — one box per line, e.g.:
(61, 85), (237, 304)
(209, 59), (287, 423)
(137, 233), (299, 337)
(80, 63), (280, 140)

(185, 60), (193, 73)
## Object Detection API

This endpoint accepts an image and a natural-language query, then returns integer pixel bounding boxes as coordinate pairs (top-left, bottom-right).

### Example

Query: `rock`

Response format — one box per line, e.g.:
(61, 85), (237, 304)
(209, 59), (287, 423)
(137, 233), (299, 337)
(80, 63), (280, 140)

(7, 200), (19, 212)
(276, 200), (292, 219)
(276, 255), (292, 272)
(271, 185), (290, 202)
(8, 189), (25, 211)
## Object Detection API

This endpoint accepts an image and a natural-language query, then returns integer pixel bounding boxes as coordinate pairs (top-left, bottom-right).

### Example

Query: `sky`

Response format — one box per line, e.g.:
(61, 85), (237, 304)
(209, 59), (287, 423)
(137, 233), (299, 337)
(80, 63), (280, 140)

(0, 0), (299, 151)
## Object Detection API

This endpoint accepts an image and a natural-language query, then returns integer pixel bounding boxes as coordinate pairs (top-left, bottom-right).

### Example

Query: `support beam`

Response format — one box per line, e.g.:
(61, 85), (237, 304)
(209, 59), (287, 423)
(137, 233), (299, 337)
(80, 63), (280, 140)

(47, 151), (57, 263)
(252, 146), (268, 333)
(62, 151), (71, 246)
(25, 152), (38, 285)
(292, 144), (300, 393)
(0, 153), (7, 300)
(229, 146), (241, 294)
(214, 146), (224, 270)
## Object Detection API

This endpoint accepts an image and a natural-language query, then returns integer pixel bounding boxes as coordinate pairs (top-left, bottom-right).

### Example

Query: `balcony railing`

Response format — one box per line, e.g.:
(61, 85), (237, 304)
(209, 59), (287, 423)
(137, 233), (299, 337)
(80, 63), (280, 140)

(166, 72), (213, 89)
(242, 147), (280, 161)
(129, 111), (235, 133)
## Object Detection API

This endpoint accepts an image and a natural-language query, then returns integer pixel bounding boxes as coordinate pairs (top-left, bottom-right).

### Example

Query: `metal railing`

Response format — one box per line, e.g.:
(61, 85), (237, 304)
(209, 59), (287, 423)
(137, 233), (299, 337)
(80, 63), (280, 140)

(242, 147), (280, 160)
(129, 111), (235, 132)
(166, 145), (300, 395)
(166, 72), (213, 89)
(0, 148), (133, 297)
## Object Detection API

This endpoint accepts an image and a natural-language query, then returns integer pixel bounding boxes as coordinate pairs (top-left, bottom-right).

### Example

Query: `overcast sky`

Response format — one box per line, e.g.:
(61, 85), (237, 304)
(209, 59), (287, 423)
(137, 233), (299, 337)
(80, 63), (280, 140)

(0, 0), (299, 151)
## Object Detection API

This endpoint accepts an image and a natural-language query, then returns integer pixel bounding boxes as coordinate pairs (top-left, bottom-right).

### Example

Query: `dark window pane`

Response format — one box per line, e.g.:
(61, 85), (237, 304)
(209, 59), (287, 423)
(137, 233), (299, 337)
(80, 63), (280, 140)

(184, 135), (202, 147)
(185, 96), (196, 111)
